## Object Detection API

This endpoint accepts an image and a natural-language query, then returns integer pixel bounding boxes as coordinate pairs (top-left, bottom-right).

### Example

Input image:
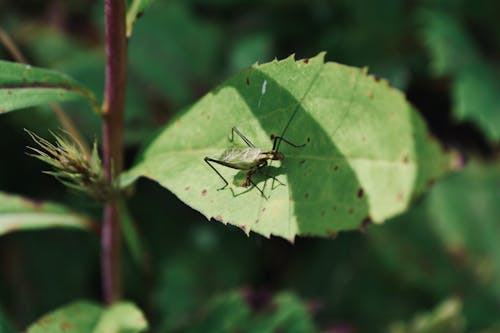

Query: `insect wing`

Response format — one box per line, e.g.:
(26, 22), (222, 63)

(220, 147), (262, 169)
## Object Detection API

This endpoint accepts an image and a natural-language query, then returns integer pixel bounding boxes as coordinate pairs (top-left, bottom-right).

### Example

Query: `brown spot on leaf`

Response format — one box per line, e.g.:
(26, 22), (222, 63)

(348, 208), (354, 215)
(240, 225), (248, 233)
(402, 155), (409, 164)
(21, 197), (44, 210)
(367, 89), (374, 99)
(299, 159), (306, 165)
(60, 322), (72, 331)
(359, 216), (372, 232)
(427, 178), (435, 187)
(255, 219), (259, 224)
(306, 137), (311, 143)
(7, 90), (12, 95)
(262, 207), (266, 212)
(396, 192), (404, 202)
(201, 189), (207, 197)
(374, 75), (381, 82)
(321, 210), (326, 217)
(246, 77), (250, 85)
(304, 193), (309, 199)
(304, 58), (310, 64)
(215, 215), (223, 222)
(327, 230), (338, 238)
(357, 188), (364, 198)
(332, 205), (337, 211)
(185, 186), (190, 191)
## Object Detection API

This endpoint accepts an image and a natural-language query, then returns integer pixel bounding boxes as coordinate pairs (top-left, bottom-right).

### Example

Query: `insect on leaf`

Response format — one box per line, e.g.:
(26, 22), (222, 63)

(124, 53), (453, 241)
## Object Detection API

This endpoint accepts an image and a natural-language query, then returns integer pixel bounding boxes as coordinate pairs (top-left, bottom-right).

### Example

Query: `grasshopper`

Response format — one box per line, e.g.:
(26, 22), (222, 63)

(204, 127), (305, 196)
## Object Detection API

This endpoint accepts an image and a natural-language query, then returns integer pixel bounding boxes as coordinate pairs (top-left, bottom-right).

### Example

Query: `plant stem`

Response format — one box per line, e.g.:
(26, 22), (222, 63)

(102, 0), (127, 305)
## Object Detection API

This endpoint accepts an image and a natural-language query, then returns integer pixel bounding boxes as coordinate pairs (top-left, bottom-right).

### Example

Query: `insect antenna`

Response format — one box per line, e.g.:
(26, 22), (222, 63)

(271, 134), (305, 151)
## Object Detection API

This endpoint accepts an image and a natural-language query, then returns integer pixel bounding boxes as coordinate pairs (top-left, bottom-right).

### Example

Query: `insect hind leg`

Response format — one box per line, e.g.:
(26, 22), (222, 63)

(204, 157), (230, 190)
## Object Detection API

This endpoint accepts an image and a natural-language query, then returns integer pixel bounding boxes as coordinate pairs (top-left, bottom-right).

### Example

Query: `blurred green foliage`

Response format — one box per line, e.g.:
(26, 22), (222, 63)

(1, 0), (499, 332)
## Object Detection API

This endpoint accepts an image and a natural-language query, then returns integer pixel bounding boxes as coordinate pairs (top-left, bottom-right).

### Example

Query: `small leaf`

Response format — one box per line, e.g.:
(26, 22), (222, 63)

(125, 53), (452, 240)
(26, 301), (148, 333)
(126, 0), (152, 37)
(94, 302), (149, 333)
(0, 191), (95, 236)
(26, 302), (101, 333)
(0, 60), (100, 115)
(119, 200), (147, 267)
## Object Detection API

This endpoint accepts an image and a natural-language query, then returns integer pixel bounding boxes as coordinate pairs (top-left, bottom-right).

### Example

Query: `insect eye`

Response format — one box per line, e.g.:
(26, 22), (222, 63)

(270, 134), (276, 140)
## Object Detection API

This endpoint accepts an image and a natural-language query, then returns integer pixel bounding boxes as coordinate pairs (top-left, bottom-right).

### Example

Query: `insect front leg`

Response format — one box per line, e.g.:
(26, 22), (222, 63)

(204, 157), (230, 190)
(244, 168), (266, 197)
(254, 160), (285, 187)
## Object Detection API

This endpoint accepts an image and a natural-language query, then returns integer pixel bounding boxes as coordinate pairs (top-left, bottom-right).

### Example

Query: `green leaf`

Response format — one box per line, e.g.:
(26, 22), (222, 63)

(94, 302), (149, 333)
(0, 191), (96, 236)
(420, 10), (500, 142)
(124, 53), (451, 240)
(389, 298), (465, 333)
(426, 161), (500, 296)
(126, 0), (151, 37)
(0, 60), (99, 115)
(26, 301), (148, 333)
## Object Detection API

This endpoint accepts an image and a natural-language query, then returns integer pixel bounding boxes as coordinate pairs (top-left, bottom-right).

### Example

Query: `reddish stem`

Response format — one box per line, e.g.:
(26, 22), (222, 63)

(102, 0), (127, 305)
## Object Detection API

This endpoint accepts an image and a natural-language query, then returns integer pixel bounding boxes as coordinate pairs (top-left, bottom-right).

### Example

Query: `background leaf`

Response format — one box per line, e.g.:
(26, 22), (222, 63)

(94, 302), (148, 333)
(168, 290), (317, 333)
(125, 53), (451, 240)
(426, 162), (500, 297)
(0, 60), (99, 115)
(25, 301), (148, 333)
(389, 298), (465, 333)
(0, 191), (95, 236)
(420, 10), (500, 142)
